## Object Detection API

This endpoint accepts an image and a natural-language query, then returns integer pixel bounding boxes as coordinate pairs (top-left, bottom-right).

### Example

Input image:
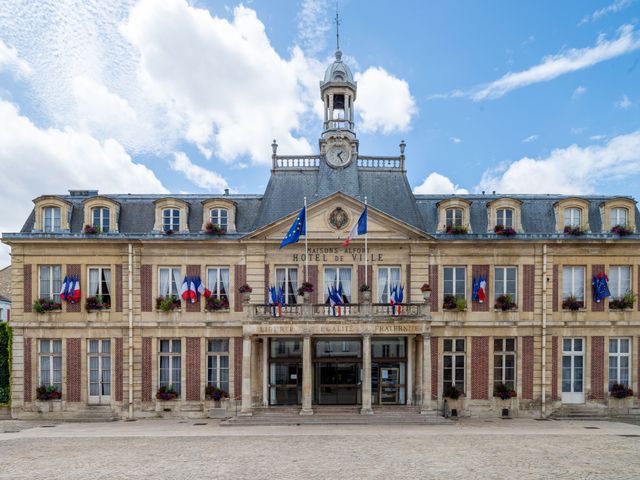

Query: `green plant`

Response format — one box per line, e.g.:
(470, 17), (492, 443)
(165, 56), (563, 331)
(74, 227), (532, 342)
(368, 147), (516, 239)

(610, 383), (633, 399)
(494, 382), (517, 400)
(0, 323), (11, 405)
(205, 385), (229, 401)
(156, 296), (181, 312)
(86, 295), (110, 311)
(156, 386), (178, 400)
(36, 385), (61, 401)
(204, 222), (225, 235)
(495, 294), (517, 311)
(33, 298), (62, 314)
(454, 296), (467, 312)
(609, 291), (636, 310)
(443, 295), (466, 311)
(446, 225), (468, 234)
(205, 297), (229, 312)
(444, 385), (463, 400)
(359, 284), (370, 292)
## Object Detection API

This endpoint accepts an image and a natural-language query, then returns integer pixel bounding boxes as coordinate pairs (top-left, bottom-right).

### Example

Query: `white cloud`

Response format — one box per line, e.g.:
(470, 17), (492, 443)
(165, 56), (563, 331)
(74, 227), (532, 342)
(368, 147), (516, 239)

(169, 152), (229, 192)
(450, 137), (462, 144)
(579, 0), (634, 25)
(571, 85), (587, 100)
(522, 134), (539, 143)
(616, 94), (633, 109)
(355, 67), (417, 134)
(0, 39), (31, 76)
(590, 134), (608, 141)
(478, 131), (640, 194)
(431, 25), (640, 102)
(0, 99), (166, 266)
(413, 172), (469, 195)
(297, 0), (331, 56)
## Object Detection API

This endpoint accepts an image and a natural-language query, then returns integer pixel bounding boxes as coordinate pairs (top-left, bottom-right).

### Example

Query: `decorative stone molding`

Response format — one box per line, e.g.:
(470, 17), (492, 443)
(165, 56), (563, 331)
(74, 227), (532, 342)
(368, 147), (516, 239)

(201, 198), (237, 233)
(486, 198), (523, 233)
(436, 198), (472, 233)
(82, 196), (120, 233)
(32, 196), (72, 232)
(599, 197), (636, 231)
(553, 197), (590, 233)
(153, 198), (190, 233)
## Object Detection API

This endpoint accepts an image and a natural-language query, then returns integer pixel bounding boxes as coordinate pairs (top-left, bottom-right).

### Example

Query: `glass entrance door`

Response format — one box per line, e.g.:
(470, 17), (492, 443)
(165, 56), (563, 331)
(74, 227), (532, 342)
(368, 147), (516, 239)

(88, 339), (111, 405)
(269, 362), (302, 405)
(562, 338), (584, 404)
(313, 338), (362, 405)
(380, 367), (400, 404)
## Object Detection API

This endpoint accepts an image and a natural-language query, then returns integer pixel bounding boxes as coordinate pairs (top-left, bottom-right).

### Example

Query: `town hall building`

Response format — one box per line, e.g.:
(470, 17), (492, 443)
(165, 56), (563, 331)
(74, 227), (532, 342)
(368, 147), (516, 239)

(3, 47), (640, 421)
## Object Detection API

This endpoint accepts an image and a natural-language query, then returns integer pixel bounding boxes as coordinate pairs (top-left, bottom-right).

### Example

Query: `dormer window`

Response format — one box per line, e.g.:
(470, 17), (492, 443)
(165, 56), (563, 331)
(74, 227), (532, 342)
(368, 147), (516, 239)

(446, 208), (463, 227)
(496, 208), (513, 228)
(163, 209), (180, 233)
(42, 206), (61, 232)
(563, 208), (582, 228)
(92, 207), (110, 233)
(210, 208), (228, 232)
(610, 207), (628, 227)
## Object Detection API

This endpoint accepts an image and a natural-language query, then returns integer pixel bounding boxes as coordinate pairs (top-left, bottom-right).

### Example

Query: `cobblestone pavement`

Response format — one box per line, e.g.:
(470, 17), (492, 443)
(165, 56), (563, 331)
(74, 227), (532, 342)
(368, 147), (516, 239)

(1, 418), (639, 479)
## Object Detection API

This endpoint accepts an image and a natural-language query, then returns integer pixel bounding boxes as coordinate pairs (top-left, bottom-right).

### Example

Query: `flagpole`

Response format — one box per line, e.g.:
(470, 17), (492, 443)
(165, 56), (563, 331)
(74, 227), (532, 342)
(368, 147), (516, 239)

(364, 196), (368, 286)
(304, 196), (308, 283)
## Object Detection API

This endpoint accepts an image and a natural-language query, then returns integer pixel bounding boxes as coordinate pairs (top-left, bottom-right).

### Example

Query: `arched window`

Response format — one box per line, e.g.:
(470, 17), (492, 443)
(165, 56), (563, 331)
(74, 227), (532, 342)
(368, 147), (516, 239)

(445, 208), (463, 227)
(42, 207), (61, 232)
(92, 207), (110, 233)
(163, 209), (180, 232)
(210, 208), (228, 232)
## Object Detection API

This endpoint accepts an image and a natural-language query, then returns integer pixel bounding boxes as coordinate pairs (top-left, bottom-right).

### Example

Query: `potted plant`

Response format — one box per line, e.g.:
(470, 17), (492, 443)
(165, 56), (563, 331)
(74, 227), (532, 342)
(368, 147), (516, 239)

(36, 385), (62, 401)
(298, 282), (314, 303)
(83, 224), (99, 234)
(205, 385), (229, 407)
(495, 293), (517, 311)
(562, 295), (583, 311)
(445, 225), (468, 235)
(609, 291), (636, 310)
(205, 297), (229, 312)
(420, 283), (432, 302)
(444, 385), (464, 417)
(164, 229), (174, 236)
(611, 224), (634, 236)
(443, 294), (466, 312)
(33, 298), (62, 313)
(86, 294), (110, 311)
(156, 386), (179, 401)
(494, 225), (517, 236)
(359, 284), (371, 302)
(156, 295), (181, 312)
(238, 284), (252, 303)
(204, 222), (225, 235)
(563, 225), (586, 236)
(610, 383), (633, 399)
(494, 382), (517, 400)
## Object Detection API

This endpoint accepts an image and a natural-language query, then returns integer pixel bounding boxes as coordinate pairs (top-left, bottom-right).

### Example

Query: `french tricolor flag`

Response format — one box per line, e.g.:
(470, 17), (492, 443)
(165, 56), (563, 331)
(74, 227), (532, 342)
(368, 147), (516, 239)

(180, 276), (190, 301)
(342, 206), (367, 248)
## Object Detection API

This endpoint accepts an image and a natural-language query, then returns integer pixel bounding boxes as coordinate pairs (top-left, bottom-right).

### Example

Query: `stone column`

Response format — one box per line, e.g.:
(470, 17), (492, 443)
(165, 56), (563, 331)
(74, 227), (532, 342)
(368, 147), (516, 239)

(361, 334), (373, 414)
(262, 337), (269, 406)
(421, 334), (433, 414)
(240, 335), (253, 416)
(300, 335), (314, 415)
(406, 336), (414, 405)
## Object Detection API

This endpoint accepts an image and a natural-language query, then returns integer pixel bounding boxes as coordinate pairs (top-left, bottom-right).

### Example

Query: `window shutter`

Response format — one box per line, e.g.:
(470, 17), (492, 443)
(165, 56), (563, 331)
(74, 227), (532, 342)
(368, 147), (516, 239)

(471, 265), (490, 312)
(235, 264), (246, 312)
(142, 337), (152, 402)
(186, 337), (201, 401)
(522, 265), (535, 312)
(140, 265), (152, 312)
(471, 336), (489, 399)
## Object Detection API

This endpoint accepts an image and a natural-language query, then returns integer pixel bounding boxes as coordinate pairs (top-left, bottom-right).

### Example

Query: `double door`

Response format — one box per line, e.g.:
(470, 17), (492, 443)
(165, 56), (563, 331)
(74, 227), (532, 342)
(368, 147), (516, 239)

(88, 339), (111, 405)
(562, 338), (584, 404)
(269, 362), (302, 405)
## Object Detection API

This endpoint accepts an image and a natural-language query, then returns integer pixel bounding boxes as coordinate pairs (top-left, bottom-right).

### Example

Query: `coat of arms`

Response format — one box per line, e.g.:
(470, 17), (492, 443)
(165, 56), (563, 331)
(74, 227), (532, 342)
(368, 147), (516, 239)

(328, 207), (349, 230)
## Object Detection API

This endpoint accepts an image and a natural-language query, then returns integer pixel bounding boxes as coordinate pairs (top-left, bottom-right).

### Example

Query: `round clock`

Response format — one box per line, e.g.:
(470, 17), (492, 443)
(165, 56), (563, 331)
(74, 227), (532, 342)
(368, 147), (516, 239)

(326, 142), (352, 168)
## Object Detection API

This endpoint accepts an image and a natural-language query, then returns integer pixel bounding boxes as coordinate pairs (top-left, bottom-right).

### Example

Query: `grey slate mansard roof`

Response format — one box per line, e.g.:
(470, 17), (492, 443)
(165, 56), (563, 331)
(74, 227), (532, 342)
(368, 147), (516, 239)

(12, 160), (639, 239)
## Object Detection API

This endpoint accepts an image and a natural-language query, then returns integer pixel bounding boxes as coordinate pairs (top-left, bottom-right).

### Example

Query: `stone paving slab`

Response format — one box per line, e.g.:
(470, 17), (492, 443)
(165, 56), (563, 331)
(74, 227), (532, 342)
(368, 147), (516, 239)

(1, 419), (639, 479)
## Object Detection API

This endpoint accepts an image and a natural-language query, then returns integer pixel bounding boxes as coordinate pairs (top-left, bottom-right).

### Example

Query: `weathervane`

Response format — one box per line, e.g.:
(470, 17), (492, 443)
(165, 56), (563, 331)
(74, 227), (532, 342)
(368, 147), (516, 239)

(334, 1), (341, 51)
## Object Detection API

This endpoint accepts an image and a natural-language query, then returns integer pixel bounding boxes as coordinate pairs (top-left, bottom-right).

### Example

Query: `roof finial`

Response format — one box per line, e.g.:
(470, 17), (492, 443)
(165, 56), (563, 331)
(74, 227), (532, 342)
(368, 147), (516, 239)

(334, 1), (341, 54)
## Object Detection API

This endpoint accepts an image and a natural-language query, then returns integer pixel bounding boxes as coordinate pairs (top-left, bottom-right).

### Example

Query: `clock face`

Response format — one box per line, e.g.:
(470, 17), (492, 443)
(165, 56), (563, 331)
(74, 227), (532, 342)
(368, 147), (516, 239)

(326, 142), (352, 168)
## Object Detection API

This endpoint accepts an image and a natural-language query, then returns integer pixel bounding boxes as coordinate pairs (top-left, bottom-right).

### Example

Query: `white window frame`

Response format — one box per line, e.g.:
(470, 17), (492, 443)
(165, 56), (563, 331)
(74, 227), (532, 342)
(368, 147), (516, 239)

(443, 266), (466, 299)
(42, 206), (61, 232)
(207, 339), (230, 393)
(494, 266), (517, 302)
(39, 339), (62, 391)
(493, 338), (516, 389)
(275, 266), (298, 305)
(162, 208), (180, 232)
(158, 267), (181, 297)
(323, 266), (353, 303)
(159, 339), (181, 394)
(91, 207), (110, 233)
(563, 207), (582, 228)
(609, 266), (632, 300)
(88, 267), (111, 304)
(608, 338), (631, 390)
(39, 265), (62, 302)
(207, 267), (230, 302)
(610, 207), (629, 228)
(377, 266), (402, 303)
(445, 208), (463, 227)
(210, 208), (228, 231)
(562, 266), (585, 302)
(443, 338), (465, 392)
(496, 208), (513, 228)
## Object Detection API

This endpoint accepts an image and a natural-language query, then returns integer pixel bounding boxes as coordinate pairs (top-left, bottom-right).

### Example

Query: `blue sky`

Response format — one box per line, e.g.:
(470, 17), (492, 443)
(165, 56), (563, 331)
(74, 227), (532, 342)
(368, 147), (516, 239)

(0, 0), (639, 264)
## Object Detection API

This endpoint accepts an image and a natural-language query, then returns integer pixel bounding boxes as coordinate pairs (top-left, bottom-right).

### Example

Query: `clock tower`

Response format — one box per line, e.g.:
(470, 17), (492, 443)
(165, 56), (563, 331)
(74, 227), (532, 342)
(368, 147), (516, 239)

(319, 48), (358, 169)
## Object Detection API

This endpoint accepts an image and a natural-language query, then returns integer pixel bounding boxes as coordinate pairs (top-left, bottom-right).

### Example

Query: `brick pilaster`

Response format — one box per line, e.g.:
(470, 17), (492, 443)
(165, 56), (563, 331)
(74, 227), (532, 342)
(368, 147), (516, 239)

(23, 265), (32, 313)
(552, 336), (558, 400)
(471, 336), (489, 399)
(405, 264), (411, 303)
(115, 264), (123, 312)
(186, 265), (201, 313)
(552, 265), (559, 312)
(522, 265), (535, 312)
(186, 338), (201, 401)
(590, 336), (605, 400)
(522, 336), (534, 399)
(140, 265), (152, 312)
(471, 266), (490, 312)
(357, 265), (373, 291)
(115, 338), (123, 402)
(66, 338), (81, 402)
(429, 265), (438, 312)
(308, 265), (318, 304)
(142, 337), (152, 401)
(234, 264), (246, 312)
(591, 265), (605, 312)
(264, 264), (270, 303)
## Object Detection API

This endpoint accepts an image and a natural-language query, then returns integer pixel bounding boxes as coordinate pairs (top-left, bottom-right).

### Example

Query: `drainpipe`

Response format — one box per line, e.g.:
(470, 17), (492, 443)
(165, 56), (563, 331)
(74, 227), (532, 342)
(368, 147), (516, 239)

(541, 244), (548, 418)
(128, 243), (134, 420)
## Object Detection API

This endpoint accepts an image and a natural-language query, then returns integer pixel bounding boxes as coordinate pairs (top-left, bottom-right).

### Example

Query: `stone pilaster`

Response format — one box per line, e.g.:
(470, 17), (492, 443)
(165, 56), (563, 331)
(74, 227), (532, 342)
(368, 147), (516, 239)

(240, 335), (253, 415)
(361, 334), (373, 414)
(421, 334), (433, 413)
(300, 335), (313, 415)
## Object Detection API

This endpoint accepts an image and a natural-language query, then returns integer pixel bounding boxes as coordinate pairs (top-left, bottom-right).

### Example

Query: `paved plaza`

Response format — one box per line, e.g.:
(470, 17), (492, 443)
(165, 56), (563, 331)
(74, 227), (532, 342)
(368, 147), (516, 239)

(1, 418), (639, 479)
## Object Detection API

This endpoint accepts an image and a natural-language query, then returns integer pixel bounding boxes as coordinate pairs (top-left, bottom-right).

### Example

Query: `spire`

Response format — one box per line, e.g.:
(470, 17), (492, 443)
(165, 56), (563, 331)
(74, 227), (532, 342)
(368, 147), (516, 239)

(334, 2), (341, 55)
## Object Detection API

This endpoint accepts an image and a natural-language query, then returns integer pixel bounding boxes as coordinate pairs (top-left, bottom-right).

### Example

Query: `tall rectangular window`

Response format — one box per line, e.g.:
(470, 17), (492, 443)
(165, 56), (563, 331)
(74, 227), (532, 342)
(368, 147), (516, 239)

(207, 339), (229, 394)
(377, 266), (401, 303)
(563, 208), (582, 227)
(443, 338), (465, 393)
(159, 339), (181, 394)
(444, 267), (466, 299)
(210, 208), (228, 231)
(445, 208), (463, 227)
(609, 338), (630, 390)
(43, 206), (61, 232)
(88, 267), (111, 306)
(275, 267), (298, 304)
(609, 266), (631, 300)
(323, 267), (352, 303)
(562, 266), (585, 302)
(496, 208), (513, 228)
(39, 265), (62, 302)
(494, 266), (517, 302)
(494, 338), (516, 390)
(39, 339), (62, 391)
(162, 209), (180, 232)
(92, 207), (110, 233)
(207, 267), (230, 303)
(159, 267), (181, 297)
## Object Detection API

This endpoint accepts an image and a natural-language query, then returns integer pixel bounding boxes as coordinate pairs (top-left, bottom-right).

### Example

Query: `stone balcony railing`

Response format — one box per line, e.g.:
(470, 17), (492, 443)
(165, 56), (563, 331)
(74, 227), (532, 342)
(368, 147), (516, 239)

(250, 302), (428, 321)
